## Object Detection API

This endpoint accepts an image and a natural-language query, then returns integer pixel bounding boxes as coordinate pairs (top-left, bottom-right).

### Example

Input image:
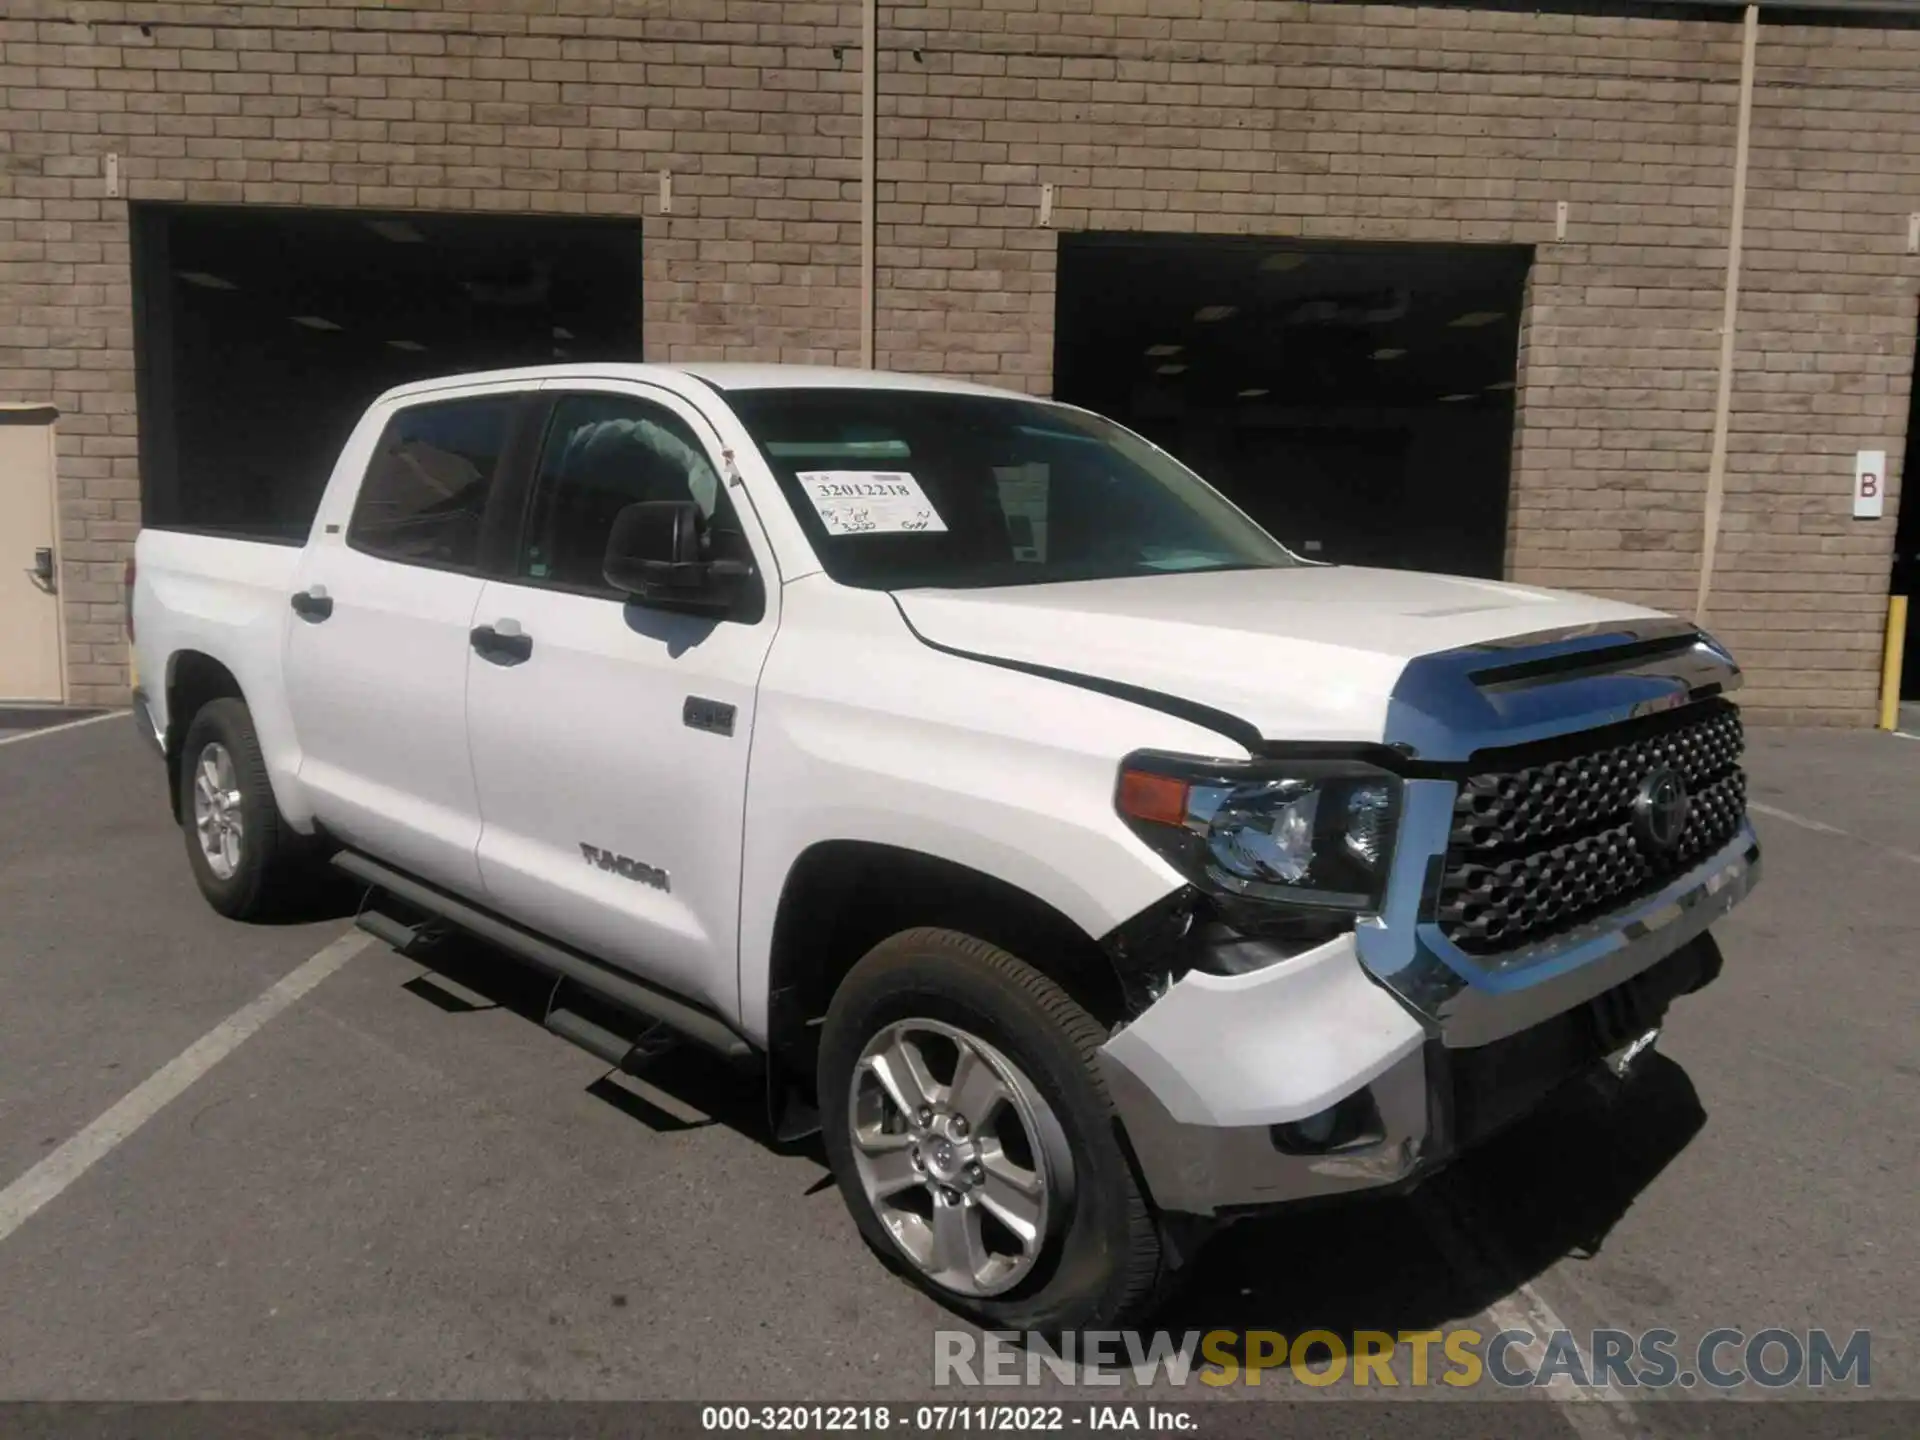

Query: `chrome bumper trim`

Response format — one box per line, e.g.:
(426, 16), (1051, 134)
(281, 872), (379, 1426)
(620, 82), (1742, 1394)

(1357, 801), (1760, 1048)
(131, 687), (165, 759)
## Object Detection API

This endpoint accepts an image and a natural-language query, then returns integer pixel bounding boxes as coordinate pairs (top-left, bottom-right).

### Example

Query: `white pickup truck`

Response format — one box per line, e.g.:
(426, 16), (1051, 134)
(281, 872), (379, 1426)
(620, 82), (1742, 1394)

(131, 363), (1759, 1330)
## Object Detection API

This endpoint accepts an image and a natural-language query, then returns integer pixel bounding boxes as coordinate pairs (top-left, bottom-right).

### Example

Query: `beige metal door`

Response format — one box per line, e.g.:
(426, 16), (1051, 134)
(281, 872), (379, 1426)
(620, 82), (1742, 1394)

(0, 409), (65, 702)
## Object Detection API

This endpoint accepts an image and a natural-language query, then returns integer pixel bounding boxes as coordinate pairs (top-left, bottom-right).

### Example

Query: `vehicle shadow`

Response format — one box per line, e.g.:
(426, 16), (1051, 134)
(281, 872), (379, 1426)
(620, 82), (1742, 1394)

(387, 927), (1706, 1344)
(264, 869), (369, 926)
(1157, 1053), (1706, 1354)
(391, 927), (798, 1154)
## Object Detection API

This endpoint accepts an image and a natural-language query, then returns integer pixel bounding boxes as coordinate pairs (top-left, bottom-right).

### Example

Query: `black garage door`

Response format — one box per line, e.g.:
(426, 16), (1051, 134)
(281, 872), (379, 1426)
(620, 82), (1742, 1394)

(1054, 234), (1531, 581)
(132, 204), (643, 540)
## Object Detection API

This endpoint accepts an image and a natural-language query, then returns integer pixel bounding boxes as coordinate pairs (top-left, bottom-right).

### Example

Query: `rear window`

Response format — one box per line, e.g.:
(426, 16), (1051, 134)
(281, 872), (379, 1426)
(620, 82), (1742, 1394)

(725, 388), (1295, 591)
(347, 397), (511, 571)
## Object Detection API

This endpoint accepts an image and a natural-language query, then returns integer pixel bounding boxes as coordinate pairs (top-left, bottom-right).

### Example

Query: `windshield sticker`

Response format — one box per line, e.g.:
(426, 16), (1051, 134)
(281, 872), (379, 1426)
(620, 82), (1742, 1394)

(797, 470), (949, 536)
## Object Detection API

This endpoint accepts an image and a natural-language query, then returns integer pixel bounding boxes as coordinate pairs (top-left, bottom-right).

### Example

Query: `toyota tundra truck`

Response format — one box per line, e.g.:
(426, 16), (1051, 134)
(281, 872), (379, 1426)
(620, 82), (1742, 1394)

(130, 363), (1759, 1330)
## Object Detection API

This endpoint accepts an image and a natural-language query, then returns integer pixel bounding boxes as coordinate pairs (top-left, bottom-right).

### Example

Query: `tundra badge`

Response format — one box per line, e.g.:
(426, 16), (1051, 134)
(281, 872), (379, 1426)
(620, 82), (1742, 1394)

(579, 844), (670, 892)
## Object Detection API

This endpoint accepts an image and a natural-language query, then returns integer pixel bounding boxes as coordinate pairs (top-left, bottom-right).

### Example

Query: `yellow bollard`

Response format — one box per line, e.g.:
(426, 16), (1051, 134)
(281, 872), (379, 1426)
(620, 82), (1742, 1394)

(1880, 594), (1908, 731)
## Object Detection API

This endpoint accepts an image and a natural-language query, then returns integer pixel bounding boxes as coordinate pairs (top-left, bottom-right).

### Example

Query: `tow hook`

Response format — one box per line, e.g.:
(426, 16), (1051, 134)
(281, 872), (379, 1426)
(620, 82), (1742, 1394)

(1602, 1025), (1662, 1082)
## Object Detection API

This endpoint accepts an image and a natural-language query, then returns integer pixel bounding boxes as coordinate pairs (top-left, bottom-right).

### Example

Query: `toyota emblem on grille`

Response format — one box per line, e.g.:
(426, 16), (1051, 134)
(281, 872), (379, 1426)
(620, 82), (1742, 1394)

(1633, 765), (1691, 851)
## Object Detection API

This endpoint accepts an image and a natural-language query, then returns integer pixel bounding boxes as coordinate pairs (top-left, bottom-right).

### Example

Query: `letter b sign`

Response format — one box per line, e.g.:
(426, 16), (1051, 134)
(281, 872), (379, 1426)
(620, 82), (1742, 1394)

(1854, 450), (1887, 519)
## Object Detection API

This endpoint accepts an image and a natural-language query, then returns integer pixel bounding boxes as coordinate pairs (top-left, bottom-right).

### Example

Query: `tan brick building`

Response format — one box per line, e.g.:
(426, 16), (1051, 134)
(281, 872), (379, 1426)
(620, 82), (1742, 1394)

(1, 0), (1915, 723)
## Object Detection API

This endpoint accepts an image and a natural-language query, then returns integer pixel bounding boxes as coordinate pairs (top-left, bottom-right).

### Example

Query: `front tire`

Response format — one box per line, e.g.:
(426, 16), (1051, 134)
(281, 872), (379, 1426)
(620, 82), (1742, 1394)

(178, 697), (305, 920)
(819, 927), (1165, 1332)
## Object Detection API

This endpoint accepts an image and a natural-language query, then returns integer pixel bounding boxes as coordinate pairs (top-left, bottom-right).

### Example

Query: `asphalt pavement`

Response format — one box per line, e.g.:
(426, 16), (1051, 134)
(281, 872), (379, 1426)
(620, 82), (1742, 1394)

(0, 712), (1912, 1428)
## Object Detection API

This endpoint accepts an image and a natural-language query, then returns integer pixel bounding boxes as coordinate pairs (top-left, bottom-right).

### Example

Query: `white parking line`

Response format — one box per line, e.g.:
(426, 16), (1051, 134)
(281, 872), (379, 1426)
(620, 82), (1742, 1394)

(1479, 1288), (1638, 1440)
(1749, 800), (1920, 865)
(1414, 1191), (1640, 1440)
(0, 710), (126, 747)
(0, 930), (371, 1246)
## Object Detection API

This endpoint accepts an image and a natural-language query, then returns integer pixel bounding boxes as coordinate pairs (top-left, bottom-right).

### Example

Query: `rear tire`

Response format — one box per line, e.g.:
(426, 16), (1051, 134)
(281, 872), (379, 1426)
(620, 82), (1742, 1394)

(819, 927), (1165, 1333)
(178, 697), (306, 920)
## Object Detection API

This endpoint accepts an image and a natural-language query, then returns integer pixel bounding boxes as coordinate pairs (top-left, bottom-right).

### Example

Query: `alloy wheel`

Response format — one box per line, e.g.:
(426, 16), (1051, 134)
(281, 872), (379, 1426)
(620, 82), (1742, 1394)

(191, 741), (245, 880)
(848, 1018), (1071, 1297)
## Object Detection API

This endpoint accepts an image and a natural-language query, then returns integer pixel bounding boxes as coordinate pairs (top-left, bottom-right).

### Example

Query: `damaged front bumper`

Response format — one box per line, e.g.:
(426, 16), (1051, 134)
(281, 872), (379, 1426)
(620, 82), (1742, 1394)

(1097, 827), (1759, 1218)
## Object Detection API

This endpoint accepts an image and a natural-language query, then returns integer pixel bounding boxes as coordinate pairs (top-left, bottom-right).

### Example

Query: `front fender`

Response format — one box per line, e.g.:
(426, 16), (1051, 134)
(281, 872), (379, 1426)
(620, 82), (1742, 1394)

(734, 583), (1244, 1044)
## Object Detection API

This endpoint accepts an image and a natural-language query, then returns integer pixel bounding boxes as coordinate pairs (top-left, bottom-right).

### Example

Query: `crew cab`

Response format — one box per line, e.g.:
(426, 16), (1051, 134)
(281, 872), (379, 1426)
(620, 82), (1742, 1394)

(130, 364), (1759, 1329)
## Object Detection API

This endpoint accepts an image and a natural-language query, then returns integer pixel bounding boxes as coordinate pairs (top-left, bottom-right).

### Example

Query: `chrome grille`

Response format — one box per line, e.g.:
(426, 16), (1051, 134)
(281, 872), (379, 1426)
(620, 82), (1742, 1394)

(1436, 701), (1747, 955)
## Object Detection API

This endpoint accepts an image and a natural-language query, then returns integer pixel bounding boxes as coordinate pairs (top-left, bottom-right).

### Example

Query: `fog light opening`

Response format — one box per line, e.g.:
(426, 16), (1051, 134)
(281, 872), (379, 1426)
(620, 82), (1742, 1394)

(1269, 1088), (1386, 1156)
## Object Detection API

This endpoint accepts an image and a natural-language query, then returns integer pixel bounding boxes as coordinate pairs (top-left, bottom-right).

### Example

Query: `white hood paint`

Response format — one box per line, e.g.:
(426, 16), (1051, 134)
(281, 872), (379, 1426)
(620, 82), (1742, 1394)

(894, 566), (1663, 745)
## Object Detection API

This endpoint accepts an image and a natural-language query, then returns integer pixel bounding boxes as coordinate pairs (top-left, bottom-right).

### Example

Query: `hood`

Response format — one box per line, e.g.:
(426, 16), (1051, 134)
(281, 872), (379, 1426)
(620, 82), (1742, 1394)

(893, 565), (1668, 748)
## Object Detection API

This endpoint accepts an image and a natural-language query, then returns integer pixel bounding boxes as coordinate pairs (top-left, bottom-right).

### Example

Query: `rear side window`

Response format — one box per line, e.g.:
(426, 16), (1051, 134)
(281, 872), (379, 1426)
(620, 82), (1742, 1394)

(347, 397), (512, 570)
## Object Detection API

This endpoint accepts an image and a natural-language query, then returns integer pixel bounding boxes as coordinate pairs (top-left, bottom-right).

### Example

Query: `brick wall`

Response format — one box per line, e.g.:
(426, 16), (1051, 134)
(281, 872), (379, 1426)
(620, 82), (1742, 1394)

(0, 0), (866, 706)
(1721, 18), (1920, 723)
(869, 1), (1918, 724)
(2, 0), (1914, 721)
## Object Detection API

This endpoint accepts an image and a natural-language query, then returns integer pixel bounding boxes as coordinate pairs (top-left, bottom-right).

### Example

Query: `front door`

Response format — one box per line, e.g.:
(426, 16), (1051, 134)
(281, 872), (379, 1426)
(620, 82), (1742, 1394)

(464, 384), (780, 1021)
(0, 409), (64, 702)
(284, 389), (521, 899)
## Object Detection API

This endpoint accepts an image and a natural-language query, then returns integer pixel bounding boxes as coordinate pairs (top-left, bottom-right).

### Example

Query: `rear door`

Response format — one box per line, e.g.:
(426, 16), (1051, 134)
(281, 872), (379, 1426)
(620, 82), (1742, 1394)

(463, 383), (780, 1020)
(284, 386), (531, 899)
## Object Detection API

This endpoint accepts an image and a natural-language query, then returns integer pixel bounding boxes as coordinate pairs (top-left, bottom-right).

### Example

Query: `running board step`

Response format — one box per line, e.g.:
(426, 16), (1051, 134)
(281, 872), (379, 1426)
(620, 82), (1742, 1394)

(354, 906), (424, 954)
(544, 1005), (637, 1069)
(332, 849), (754, 1064)
(545, 1002), (682, 1074)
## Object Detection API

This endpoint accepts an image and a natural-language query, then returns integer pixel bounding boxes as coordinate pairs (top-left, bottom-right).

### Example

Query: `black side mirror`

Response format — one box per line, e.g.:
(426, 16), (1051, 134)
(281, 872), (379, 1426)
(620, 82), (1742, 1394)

(603, 500), (752, 614)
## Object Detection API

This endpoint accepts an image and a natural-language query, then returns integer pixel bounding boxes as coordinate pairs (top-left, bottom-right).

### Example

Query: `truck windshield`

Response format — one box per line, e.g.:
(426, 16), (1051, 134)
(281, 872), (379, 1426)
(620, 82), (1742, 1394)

(725, 388), (1297, 590)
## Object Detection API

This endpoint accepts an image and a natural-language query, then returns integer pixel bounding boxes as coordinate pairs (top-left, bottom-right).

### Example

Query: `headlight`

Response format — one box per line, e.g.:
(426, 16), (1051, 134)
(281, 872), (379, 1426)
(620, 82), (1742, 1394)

(1116, 753), (1401, 920)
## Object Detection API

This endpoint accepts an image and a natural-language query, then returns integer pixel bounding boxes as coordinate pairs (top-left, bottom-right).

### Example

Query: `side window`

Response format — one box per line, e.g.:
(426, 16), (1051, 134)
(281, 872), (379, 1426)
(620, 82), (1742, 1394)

(519, 392), (741, 596)
(348, 397), (511, 570)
